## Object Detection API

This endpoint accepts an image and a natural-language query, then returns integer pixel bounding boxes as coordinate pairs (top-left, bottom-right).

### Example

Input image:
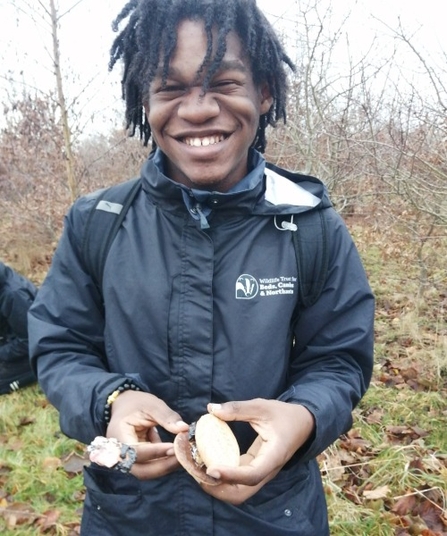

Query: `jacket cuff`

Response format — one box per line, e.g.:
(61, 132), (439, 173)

(277, 386), (323, 464)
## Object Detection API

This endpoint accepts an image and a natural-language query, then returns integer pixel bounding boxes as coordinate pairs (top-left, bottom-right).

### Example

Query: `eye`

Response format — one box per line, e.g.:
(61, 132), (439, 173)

(211, 80), (241, 92)
(151, 82), (186, 96)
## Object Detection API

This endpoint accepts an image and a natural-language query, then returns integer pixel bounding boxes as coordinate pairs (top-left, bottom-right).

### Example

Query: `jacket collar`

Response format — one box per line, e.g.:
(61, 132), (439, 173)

(139, 149), (330, 220)
(140, 149), (267, 217)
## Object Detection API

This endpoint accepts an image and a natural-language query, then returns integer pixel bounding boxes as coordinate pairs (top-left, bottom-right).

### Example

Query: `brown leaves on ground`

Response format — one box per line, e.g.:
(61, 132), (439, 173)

(320, 425), (447, 535)
(392, 488), (447, 535)
(385, 425), (430, 445)
(62, 452), (90, 476)
(377, 359), (441, 392)
(0, 500), (80, 534)
(0, 450), (87, 534)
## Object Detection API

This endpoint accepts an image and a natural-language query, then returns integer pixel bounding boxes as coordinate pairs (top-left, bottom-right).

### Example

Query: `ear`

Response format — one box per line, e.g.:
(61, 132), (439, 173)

(259, 82), (273, 115)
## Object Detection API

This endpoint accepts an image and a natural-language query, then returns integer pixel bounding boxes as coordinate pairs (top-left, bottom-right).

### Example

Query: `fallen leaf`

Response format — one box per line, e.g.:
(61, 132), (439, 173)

(0, 502), (37, 527)
(339, 436), (371, 453)
(365, 408), (384, 425)
(363, 485), (391, 500)
(400, 367), (419, 380)
(35, 508), (60, 531)
(62, 452), (89, 475)
(42, 457), (62, 470)
(319, 449), (346, 482)
(392, 494), (418, 516)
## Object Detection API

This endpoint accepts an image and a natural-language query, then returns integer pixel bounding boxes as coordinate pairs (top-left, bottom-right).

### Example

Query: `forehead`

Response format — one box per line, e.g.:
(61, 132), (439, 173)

(158, 18), (251, 79)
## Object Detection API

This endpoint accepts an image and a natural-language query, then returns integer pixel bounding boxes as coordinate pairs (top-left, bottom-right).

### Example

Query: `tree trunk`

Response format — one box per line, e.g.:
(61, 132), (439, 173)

(49, 0), (78, 201)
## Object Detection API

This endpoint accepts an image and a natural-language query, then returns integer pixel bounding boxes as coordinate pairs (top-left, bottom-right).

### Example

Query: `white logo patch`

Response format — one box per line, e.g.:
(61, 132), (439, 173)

(235, 275), (297, 299)
(235, 274), (259, 299)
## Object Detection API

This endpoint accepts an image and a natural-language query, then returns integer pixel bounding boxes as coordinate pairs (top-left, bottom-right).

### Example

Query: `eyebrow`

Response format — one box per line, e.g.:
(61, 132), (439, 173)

(155, 59), (248, 80)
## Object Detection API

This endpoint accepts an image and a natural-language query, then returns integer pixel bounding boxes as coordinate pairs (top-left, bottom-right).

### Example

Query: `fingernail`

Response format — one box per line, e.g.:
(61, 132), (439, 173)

(209, 403), (222, 413)
(207, 469), (221, 479)
(176, 420), (188, 426)
(166, 447), (174, 456)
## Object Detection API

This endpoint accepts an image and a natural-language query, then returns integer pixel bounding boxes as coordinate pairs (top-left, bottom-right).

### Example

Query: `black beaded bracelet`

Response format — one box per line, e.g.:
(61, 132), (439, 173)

(104, 381), (141, 424)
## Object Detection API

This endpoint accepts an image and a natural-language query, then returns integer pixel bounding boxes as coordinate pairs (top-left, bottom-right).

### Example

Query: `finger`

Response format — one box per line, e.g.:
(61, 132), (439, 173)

(108, 416), (188, 446)
(147, 414), (189, 434)
(206, 436), (278, 486)
(135, 396), (189, 434)
(206, 461), (279, 487)
(110, 391), (189, 436)
(208, 399), (267, 424)
(125, 410), (188, 434)
(147, 426), (161, 443)
(133, 441), (175, 463)
(131, 455), (180, 480)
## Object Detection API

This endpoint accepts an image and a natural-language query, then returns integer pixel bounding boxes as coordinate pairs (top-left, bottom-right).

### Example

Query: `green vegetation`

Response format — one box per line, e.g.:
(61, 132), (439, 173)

(0, 386), (84, 534)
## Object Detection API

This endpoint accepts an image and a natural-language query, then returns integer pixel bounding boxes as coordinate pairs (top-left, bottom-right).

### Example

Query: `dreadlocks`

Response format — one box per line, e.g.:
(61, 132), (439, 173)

(109, 0), (295, 152)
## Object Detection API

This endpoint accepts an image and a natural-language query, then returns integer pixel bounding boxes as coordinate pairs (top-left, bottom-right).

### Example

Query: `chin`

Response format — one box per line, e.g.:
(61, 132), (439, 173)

(190, 178), (226, 189)
(187, 169), (240, 192)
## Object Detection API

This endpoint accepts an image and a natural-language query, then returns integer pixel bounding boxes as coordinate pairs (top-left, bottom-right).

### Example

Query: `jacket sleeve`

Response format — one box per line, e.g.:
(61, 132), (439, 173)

(282, 207), (374, 462)
(0, 268), (37, 362)
(28, 196), (137, 445)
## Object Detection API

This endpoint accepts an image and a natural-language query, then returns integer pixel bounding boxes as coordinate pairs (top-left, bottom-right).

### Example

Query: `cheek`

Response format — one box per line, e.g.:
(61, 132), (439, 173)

(146, 106), (160, 129)
(146, 99), (170, 128)
(146, 110), (168, 145)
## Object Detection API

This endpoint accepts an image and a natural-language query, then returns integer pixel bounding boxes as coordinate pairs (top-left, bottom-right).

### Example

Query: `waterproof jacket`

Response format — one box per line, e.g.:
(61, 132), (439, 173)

(29, 151), (374, 536)
(0, 262), (37, 363)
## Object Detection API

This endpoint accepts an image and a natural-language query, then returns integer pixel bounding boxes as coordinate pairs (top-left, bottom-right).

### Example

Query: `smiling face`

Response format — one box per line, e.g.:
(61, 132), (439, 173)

(144, 19), (273, 192)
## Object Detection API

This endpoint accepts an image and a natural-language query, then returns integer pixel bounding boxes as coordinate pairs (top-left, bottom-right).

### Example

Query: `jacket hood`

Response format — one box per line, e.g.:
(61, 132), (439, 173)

(140, 150), (332, 219)
(258, 161), (332, 215)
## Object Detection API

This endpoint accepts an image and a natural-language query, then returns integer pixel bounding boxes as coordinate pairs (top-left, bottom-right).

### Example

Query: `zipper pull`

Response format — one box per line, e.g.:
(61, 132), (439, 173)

(193, 203), (210, 230)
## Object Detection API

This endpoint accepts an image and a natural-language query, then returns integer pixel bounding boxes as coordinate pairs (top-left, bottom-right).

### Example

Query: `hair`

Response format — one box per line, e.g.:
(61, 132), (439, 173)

(109, 0), (295, 152)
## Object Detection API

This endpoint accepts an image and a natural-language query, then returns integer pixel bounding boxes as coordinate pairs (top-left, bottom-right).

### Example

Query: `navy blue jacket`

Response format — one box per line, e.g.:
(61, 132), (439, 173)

(0, 262), (37, 363)
(29, 152), (374, 535)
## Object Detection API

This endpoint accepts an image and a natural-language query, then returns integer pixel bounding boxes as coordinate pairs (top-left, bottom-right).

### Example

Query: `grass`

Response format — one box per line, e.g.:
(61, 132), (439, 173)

(326, 383), (447, 535)
(0, 387), (84, 535)
(0, 221), (446, 535)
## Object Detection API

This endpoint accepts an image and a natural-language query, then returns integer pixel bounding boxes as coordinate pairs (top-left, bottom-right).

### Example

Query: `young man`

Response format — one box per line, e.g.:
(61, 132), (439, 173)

(29, 1), (374, 534)
(0, 261), (37, 394)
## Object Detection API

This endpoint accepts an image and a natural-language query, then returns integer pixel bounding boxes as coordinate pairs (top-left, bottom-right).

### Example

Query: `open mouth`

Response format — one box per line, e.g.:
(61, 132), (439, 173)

(182, 134), (227, 147)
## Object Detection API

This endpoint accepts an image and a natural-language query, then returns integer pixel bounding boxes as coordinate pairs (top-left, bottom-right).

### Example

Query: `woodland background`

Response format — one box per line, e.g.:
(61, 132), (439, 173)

(0, 0), (446, 534)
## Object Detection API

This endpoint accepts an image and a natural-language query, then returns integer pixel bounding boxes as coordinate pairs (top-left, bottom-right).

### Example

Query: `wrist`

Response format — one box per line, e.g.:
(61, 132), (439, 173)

(104, 380), (141, 424)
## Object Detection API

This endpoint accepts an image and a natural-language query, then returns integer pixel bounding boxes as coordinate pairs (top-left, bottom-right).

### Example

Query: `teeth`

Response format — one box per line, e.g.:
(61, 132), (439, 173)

(184, 135), (225, 147)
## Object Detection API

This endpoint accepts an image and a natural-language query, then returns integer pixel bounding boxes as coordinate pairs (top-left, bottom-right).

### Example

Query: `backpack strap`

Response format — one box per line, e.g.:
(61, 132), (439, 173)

(82, 178), (142, 291)
(291, 207), (329, 309)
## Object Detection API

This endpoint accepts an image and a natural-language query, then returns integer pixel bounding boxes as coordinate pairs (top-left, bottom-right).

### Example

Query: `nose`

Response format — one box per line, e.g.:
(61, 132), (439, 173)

(177, 86), (220, 123)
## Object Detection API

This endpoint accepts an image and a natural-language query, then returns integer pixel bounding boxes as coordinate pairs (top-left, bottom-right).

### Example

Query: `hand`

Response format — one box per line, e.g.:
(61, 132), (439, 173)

(107, 390), (189, 480)
(199, 399), (315, 505)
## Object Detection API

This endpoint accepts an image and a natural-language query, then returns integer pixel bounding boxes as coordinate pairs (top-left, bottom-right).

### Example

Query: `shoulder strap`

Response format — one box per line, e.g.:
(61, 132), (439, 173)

(291, 207), (329, 308)
(82, 178), (142, 291)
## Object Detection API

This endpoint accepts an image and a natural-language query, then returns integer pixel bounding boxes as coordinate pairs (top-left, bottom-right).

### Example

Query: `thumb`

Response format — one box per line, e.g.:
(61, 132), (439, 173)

(207, 399), (272, 425)
(207, 400), (245, 421)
